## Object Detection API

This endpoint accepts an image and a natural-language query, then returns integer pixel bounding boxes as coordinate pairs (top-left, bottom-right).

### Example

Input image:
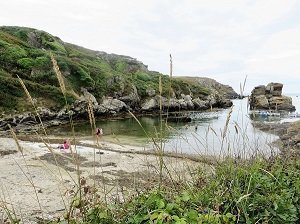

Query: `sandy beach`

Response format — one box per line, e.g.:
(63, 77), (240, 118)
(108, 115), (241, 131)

(0, 136), (208, 223)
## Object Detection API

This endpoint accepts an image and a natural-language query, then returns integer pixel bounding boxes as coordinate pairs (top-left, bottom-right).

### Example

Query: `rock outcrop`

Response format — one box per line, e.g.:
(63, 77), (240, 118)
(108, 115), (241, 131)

(0, 89), (234, 135)
(253, 120), (300, 155)
(141, 94), (232, 112)
(249, 83), (295, 111)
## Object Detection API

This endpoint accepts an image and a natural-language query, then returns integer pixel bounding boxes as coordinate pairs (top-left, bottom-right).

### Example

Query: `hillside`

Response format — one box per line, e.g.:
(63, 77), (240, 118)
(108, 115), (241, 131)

(175, 76), (239, 99)
(0, 26), (237, 115)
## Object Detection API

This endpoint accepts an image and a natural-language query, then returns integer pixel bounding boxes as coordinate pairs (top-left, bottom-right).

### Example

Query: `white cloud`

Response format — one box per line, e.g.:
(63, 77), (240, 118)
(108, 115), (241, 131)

(0, 0), (299, 93)
(245, 27), (300, 77)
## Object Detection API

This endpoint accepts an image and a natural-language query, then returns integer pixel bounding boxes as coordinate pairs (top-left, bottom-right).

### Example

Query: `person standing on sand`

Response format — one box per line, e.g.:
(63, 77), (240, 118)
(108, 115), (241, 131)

(96, 127), (103, 137)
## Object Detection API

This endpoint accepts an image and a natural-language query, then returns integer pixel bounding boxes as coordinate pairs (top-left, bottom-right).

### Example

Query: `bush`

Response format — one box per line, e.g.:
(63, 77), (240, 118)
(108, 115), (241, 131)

(4, 45), (27, 62)
(35, 56), (51, 68)
(17, 58), (35, 69)
(136, 71), (151, 82)
(115, 61), (128, 73)
(46, 41), (66, 53)
(0, 39), (8, 47)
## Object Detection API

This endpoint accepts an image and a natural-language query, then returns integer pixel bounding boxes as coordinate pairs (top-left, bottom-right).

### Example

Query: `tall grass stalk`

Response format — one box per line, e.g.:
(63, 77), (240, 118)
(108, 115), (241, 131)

(220, 106), (234, 159)
(50, 52), (86, 219)
(17, 70), (77, 218)
(86, 98), (108, 205)
(158, 75), (164, 189)
(17, 75), (48, 139)
(0, 184), (19, 223)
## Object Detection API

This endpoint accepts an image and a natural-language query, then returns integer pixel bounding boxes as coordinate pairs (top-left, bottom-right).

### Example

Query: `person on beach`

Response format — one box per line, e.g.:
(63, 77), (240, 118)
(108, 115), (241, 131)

(96, 127), (103, 136)
(58, 140), (70, 151)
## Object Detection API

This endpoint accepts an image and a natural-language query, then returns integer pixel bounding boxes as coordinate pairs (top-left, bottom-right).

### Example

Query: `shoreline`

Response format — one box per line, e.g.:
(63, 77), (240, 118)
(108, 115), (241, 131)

(0, 136), (211, 223)
(1, 118), (299, 222)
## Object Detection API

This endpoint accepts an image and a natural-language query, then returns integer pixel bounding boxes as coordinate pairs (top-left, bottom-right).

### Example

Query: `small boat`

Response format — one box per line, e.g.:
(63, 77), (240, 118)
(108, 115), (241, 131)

(250, 110), (280, 117)
(288, 112), (300, 118)
(266, 111), (281, 116)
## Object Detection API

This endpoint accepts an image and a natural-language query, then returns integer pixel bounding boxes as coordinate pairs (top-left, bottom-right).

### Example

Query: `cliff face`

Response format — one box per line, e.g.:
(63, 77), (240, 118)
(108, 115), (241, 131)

(249, 83), (295, 111)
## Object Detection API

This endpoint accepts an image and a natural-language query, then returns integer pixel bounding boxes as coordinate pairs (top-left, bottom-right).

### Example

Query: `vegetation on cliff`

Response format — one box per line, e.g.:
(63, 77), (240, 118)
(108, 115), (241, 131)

(0, 26), (227, 114)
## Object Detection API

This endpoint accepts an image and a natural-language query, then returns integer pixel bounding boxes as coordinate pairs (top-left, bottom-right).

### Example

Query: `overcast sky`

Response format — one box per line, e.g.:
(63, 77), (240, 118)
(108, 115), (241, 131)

(1, 0), (299, 94)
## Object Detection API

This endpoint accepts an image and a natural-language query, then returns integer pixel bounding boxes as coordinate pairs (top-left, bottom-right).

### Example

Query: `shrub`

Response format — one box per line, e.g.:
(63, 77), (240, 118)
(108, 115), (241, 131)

(115, 61), (128, 73)
(17, 58), (35, 69)
(4, 45), (27, 62)
(0, 39), (8, 47)
(136, 71), (151, 82)
(46, 41), (66, 53)
(35, 56), (51, 67)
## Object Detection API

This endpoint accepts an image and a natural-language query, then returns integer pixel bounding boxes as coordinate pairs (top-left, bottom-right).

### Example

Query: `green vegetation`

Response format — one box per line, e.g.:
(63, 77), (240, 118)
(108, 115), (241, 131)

(54, 157), (300, 223)
(0, 26), (210, 113)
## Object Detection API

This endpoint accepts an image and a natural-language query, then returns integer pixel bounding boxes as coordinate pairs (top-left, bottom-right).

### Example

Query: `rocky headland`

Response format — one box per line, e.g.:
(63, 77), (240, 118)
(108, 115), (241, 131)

(0, 26), (238, 135)
(249, 82), (299, 154)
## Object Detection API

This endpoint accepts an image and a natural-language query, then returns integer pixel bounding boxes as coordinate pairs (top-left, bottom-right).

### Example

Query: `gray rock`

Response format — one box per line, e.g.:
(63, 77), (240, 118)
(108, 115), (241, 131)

(141, 98), (158, 111)
(269, 96), (295, 111)
(178, 99), (188, 109)
(119, 84), (140, 107)
(251, 95), (269, 109)
(266, 83), (283, 96)
(27, 31), (42, 48)
(192, 98), (209, 110)
(37, 107), (56, 120)
(249, 83), (295, 111)
(252, 85), (266, 96)
(19, 115), (37, 124)
(80, 88), (98, 106)
(101, 98), (128, 112)
(146, 88), (156, 97)
(181, 94), (194, 109)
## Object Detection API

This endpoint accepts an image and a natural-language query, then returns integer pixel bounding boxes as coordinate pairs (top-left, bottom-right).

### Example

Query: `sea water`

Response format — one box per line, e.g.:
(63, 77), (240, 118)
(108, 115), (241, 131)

(50, 97), (289, 158)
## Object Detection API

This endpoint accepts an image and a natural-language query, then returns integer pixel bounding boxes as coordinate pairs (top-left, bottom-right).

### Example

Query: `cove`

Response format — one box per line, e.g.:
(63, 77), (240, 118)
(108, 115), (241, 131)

(49, 98), (288, 158)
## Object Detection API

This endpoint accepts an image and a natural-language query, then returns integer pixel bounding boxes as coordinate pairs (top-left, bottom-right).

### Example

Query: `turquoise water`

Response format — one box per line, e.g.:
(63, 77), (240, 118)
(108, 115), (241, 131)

(50, 96), (299, 158)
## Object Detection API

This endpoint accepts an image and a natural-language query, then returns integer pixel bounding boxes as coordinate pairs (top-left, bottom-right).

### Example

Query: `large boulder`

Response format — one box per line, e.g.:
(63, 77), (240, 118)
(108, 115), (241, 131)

(251, 85), (266, 96)
(141, 98), (158, 111)
(181, 94), (194, 109)
(266, 83), (283, 96)
(251, 95), (270, 109)
(118, 84), (140, 108)
(192, 98), (209, 110)
(100, 98), (128, 113)
(249, 83), (295, 111)
(269, 96), (295, 111)
(80, 88), (98, 106)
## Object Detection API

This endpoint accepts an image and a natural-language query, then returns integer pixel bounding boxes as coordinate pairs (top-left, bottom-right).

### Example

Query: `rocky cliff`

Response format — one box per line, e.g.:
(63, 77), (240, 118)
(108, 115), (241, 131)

(249, 83), (295, 111)
(0, 26), (239, 134)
